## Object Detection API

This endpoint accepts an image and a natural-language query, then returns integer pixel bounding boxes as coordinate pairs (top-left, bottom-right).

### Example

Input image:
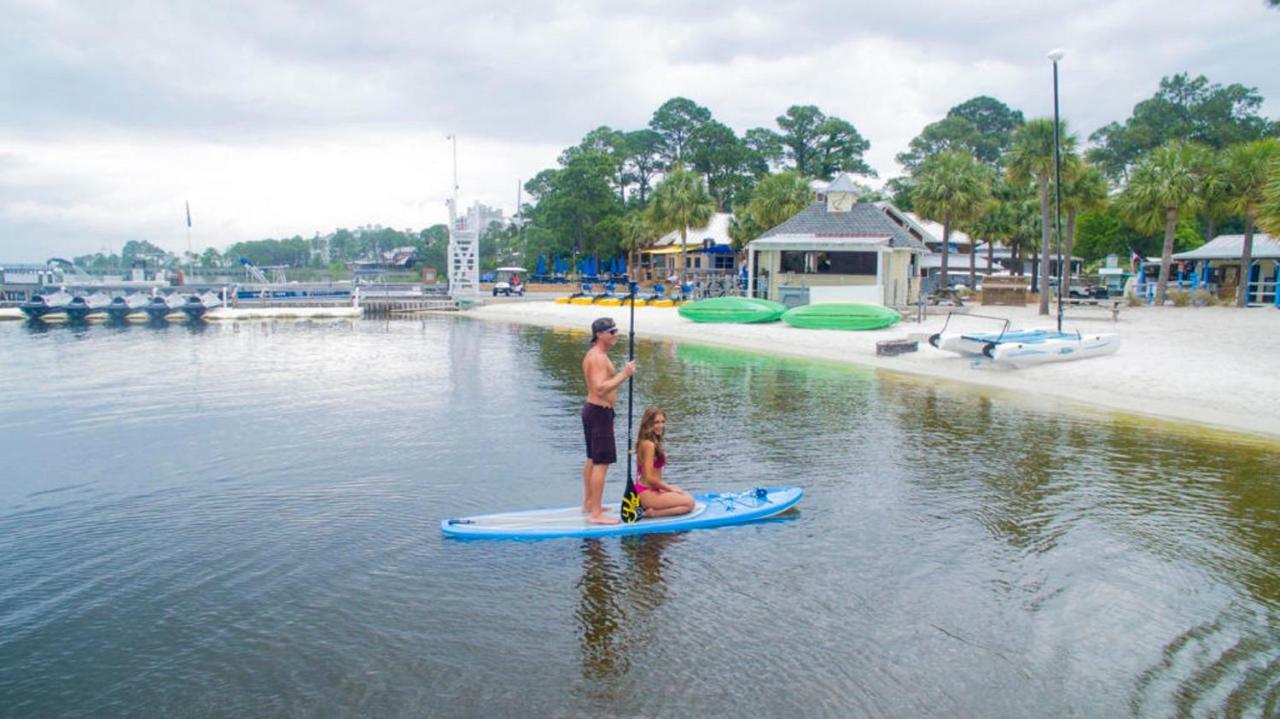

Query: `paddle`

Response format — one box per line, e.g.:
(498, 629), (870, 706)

(620, 283), (643, 523)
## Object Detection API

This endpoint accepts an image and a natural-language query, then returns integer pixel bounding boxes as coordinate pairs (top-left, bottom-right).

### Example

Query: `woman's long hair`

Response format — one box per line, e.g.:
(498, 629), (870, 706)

(635, 406), (666, 466)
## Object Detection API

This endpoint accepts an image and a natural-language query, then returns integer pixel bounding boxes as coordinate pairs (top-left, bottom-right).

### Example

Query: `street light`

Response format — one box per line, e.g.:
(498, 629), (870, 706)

(1048, 48), (1065, 332)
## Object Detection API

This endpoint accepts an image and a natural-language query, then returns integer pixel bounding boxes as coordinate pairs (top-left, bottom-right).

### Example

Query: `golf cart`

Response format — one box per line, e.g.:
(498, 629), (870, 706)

(493, 266), (526, 296)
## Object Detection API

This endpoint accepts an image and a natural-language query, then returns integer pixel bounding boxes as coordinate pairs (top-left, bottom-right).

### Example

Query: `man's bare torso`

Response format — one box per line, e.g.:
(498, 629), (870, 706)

(583, 347), (618, 406)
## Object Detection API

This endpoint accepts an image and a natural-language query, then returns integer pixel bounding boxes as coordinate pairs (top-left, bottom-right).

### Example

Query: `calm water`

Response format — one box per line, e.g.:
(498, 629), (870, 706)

(1, 317), (1277, 718)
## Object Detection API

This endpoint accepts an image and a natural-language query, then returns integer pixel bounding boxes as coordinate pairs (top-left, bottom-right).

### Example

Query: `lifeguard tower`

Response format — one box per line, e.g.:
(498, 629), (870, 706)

(447, 199), (480, 298)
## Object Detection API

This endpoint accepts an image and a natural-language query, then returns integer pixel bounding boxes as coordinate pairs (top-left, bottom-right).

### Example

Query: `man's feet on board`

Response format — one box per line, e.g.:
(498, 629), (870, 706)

(588, 513), (620, 525)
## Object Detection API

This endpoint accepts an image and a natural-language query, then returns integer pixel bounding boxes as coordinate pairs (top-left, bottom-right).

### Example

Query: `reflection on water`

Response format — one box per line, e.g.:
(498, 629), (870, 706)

(577, 539), (627, 682)
(576, 534), (681, 690)
(1, 318), (1277, 717)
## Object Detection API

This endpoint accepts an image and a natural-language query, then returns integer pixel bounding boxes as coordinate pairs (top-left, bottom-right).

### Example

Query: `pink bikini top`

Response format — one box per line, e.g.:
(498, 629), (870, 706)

(638, 452), (666, 477)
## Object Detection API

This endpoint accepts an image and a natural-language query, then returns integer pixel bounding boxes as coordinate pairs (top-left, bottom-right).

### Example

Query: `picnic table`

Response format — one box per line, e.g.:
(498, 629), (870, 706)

(926, 288), (965, 306)
(1062, 297), (1122, 321)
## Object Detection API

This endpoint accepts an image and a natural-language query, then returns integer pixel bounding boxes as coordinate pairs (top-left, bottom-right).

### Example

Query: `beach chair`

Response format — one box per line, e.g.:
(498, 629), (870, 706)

(595, 283), (623, 306)
(569, 283), (597, 305)
(635, 284), (664, 306)
(555, 282), (592, 305)
(646, 284), (677, 307)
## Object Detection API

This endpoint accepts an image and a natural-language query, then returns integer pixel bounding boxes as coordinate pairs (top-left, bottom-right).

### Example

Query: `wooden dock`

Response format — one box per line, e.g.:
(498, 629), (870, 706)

(360, 297), (459, 315)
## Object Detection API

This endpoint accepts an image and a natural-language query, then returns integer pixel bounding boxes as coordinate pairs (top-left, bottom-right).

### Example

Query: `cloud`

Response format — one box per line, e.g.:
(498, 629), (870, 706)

(1, 0), (1277, 259)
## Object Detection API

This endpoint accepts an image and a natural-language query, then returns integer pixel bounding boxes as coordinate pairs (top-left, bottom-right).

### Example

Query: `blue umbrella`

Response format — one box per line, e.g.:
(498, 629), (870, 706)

(619, 255), (627, 273)
(537, 255), (546, 275)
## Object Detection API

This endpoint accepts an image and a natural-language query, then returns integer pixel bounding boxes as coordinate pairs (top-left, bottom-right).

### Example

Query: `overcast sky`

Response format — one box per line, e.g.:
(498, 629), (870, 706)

(2, 0), (1277, 262)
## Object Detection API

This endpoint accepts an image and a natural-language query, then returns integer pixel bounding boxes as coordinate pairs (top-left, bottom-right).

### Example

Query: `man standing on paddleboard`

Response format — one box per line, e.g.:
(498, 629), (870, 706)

(582, 317), (635, 525)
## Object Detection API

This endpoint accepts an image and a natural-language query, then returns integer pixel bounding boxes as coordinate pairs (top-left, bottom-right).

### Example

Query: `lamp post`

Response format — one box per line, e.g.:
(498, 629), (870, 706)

(1048, 48), (1065, 333)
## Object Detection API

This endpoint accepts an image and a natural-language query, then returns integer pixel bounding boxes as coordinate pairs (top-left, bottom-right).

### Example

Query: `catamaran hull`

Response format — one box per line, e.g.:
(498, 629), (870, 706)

(930, 327), (1057, 356)
(984, 333), (1121, 367)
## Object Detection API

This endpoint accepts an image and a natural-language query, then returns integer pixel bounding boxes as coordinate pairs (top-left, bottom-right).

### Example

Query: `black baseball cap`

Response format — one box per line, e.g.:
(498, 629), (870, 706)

(590, 317), (618, 342)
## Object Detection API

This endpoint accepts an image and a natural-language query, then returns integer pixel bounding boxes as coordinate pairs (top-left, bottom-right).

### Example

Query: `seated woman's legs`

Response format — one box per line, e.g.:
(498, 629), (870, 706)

(640, 490), (695, 517)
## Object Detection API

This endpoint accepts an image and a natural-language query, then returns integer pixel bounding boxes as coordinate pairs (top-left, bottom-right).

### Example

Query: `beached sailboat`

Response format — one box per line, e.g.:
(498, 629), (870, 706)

(982, 331), (1120, 367)
(929, 315), (1056, 356)
(929, 313), (1120, 367)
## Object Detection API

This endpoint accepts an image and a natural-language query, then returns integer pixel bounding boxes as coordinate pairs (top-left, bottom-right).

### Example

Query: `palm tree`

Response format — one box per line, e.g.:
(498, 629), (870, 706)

(1198, 149), (1233, 245)
(1060, 162), (1109, 279)
(968, 178), (1023, 281)
(1011, 193), (1042, 277)
(1259, 160), (1280, 236)
(1222, 139), (1280, 306)
(1117, 141), (1207, 305)
(620, 211), (658, 283)
(913, 151), (992, 291)
(1006, 118), (1077, 314)
(648, 165), (716, 285)
(744, 171), (813, 230)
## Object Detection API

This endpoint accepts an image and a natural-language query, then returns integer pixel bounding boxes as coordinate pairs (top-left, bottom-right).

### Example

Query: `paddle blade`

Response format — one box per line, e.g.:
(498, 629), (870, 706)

(620, 476), (643, 523)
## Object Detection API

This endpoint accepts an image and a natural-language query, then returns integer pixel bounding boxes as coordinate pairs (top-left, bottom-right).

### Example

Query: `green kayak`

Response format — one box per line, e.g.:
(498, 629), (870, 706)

(782, 302), (901, 331)
(677, 297), (788, 323)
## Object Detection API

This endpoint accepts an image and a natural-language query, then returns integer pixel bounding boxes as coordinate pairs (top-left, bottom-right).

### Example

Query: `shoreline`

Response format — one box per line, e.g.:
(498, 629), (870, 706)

(469, 300), (1280, 444)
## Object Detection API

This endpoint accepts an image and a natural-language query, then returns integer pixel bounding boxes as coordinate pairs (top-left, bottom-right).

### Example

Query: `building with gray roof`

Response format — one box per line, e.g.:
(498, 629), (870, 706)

(746, 174), (925, 307)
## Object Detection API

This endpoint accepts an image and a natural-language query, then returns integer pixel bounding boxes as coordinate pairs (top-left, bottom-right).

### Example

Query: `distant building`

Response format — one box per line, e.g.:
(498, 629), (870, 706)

(349, 246), (418, 274)
(877, 204), (1080, 290)
(746, 174), (925, 307)
(641, 212), (735, 281)
(1173, 232), (1279, 304)
(472, 203), (507, 230)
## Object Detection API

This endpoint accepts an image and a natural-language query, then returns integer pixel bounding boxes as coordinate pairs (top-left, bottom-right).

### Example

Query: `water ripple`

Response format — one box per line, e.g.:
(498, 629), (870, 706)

(1, 319), (1277, 717)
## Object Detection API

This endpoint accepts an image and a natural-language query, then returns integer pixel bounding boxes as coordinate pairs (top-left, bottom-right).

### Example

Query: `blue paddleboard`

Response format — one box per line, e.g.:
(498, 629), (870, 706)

(441, 486), (803, 540)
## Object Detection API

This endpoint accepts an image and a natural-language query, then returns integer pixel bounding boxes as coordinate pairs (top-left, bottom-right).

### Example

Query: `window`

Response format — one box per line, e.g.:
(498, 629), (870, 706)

(778, 250), (877, 275)
(713, 255), (734, 271)
(780, 251), (807, 273)
(824, 251), (877, 275)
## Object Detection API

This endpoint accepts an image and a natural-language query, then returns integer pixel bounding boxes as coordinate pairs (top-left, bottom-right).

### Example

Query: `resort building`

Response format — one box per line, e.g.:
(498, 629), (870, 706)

(1171, 232), (1279, 305)
(746, 174), (926, 307)
(878, 207), (1080, 290)
(640, 212), (735, 282)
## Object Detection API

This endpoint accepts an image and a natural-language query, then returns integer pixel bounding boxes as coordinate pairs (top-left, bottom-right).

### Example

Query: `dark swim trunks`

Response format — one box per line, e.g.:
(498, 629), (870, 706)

(581, 402), (617, 465)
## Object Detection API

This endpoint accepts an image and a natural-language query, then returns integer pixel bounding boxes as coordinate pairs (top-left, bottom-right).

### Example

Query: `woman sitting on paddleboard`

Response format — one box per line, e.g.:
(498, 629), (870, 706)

(634, 407), (695, 517)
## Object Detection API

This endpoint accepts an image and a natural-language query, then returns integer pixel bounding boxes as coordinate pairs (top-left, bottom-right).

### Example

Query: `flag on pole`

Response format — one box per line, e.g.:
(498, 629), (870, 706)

(185, 201), (192, 228)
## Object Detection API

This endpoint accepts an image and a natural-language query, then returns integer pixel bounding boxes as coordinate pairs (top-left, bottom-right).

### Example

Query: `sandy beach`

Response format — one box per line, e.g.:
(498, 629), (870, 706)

(471, 299), (1280, 442)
